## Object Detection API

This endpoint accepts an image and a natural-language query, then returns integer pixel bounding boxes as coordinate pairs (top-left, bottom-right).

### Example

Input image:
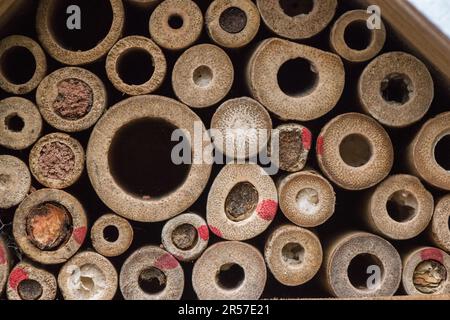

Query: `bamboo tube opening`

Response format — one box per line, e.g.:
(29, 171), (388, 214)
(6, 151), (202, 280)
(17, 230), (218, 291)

(138, 267), (167, 294)
(17, 279), (43, 300)
(339, 134), (372, 168)
(216, 263), (245, 290)
(219, 7), (247, 34)
(386, 191), (418, 223)
(0, 46), (36, 85)
(117, 49), (154, 86)
(279, 0), (314, 16)
(381, 73), (412, 104)
(344, 21), (373, 51)
(347, 254), (384, 291)
(435, 134), (450, 171)
(225, 182), (259, 222)
(91, 214), (133, 257)
(277, 58), (318, 97)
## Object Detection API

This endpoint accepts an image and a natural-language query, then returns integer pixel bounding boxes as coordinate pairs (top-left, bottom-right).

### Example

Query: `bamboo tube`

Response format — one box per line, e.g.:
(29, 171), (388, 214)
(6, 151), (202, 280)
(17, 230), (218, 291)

(161, 213), (209, 262)
(86, 95), (212, 222)
(58, 251), (118, 300)
(402, 247), (450, 296)
(172, 44), (234, 108)
(192, 241), (266, 300)
(363, 174), (434, 240)
(206, 164), (278, 241)
(120, 246), (184, 300)
(264, 225), (322, 286)
(359, 52), (434, 127)
(256, 0), (337, 40)
(317, 113), (394, 190)
(330, 10), (386, 63)
(13, 188), (88, 265)
(36, 67), (107, 133)
(7, 262), (57, 300)
(406, 112), (450, 191)
(0, 35), (47, 94)
(0, 97), (42, 150)
(29, 133), (85, 190)
(210, 97), (272, 160)
(430, 195), (450, 252)
(106, 36), (166, 96)
(246, 38), (345, 121)
(0, 236), (10, 296)
(91, 214), (133, 257)
(0, 155), (31, 209)
(36, 0), (125, 65)
(278, 170), (335, 228)
(323, 232), (402, 298)
(205, 0), (260, 49)
(149, 0), (203, 51)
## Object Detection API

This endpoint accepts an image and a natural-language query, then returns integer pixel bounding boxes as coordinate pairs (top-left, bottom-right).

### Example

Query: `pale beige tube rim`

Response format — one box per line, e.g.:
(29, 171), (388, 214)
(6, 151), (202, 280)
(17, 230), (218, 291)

(0, 155), (31, 209)
(91, 214), (134, 257)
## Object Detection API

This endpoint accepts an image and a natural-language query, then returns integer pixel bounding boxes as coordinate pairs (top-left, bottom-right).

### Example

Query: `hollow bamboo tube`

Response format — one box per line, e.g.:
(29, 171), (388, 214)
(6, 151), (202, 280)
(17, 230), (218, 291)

(362, 174), (434, 240)
(205, 0), (260, 49)
(13, 188), (88, 265)
(58, 251), (118, 300)
(120, 246), (184, 300)
(161, 213), (209, 262)
(359, 52), (434, 128)
(264, 225), (322, 286)
(91, 213), (133, 257)
(149, 0), (203, 51)
(0, 155), (31, 209)
(278, 170), (335, 228)
(29, 133), (85, 190)
(36, 67), (107, 133)
(316, 113), (394, 190)
(192, 241), (266, 300)
(206, 163), (278, 241)
(430, 195), (450, 253)
(0, 97), (42, 150)
(323, 231), (402, 298)
(7, 261), (57, 300)
(246, 37), (345, 121)
(330, 10), (386, 63)
(36, 0), (125, 65)
(402, 247), (450, 296)
(172, 44), (234, 109)
(256, 0), (337, 40)
(0, 236), (10, 296)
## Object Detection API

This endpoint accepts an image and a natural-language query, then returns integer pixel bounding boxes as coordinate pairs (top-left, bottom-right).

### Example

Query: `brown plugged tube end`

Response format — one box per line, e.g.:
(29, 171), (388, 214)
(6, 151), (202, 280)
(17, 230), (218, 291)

(87, 95), (212, 222)
(363, 174), (434, 240)
(58, 251), (118, 300)
(0, 236), (11, 296)
(172, 44), (234, 108)
(265, 225), (322, 286)
(407, 112), (450, 191)
(36, 0), (125, 65)
(278, 170), (335, 228)
(330, 10), (386, 63)
(161, 213), (209, 262)
(207, 164), (278, 241)
(192, 241), (266, 300)
(29, 133), (85, 190)
(274, 123), (312, 172)
(402, 247), (450, 296)
(0, 155), (31, 209)
(91, 214), (133, 257)
(317, 113), (394, 190)
(149, 0), (203, 51)
(210, 97), (272, 160)
(246, 38), (345, 121)
(257, 0), (337, 40)
(7, 262), (57, 300)
(431, 195), (450, 252)
(106, 36), (167, 96)
(13, 188), (88, 265)
(206, 0), (260, 48)
(120, 246), (184, 300)
(36, 67), (107, 132)
(0, 35), (47, 94)
(0, 97), (43, 150)
(324, 232), (402, 298)
(359, 52), (434, 128)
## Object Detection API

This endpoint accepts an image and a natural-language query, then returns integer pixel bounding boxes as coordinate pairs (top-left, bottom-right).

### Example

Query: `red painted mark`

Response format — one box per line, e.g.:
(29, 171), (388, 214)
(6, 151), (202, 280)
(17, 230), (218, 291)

(316, 136), (324, 156)
(197, 225), (209, 241)
(174, 254), (184, 261)
(154, 253), (179, 270)
(257, 199), (278, 221)
(9, 268), (28, 290)
(0, 245), (5, 265)
(301, 128), (312, 150)
(208, 225), (223, 238)
(73, 226), (87, 245)
(420, 248), (444, 263)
